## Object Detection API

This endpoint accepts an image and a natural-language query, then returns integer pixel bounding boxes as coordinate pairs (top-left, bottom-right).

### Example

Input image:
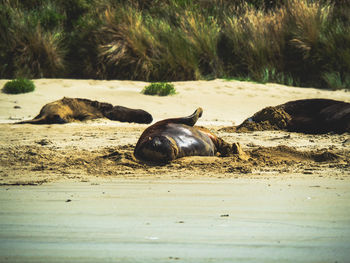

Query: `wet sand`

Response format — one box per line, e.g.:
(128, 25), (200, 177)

(1, 178), (350, 263)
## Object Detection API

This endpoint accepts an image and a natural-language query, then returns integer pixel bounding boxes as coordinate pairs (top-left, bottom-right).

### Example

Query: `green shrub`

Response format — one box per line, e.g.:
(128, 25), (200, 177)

(2, 78), (35, 94)
(142, 82), (176, 96)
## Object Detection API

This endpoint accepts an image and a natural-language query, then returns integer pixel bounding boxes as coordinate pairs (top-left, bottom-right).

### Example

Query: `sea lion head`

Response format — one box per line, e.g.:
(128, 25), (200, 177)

(134, 135), (178, 163)
(136, 109), (153, 124)
(104, 106), (153, 124)
(45, 114), (67, 124)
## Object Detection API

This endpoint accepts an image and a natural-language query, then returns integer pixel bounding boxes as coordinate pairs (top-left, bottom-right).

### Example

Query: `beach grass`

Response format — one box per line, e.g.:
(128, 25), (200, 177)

(0, 0), (349, 90)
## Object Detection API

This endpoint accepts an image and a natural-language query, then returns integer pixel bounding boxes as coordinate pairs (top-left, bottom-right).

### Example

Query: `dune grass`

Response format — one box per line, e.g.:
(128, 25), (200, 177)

(0, 1), (65, 78)
(0, 0), (349, 90)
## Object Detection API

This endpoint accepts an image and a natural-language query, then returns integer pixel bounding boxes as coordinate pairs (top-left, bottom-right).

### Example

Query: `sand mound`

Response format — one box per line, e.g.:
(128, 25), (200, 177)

(219, 107), (292, 133)
(234, 107), (292, 132)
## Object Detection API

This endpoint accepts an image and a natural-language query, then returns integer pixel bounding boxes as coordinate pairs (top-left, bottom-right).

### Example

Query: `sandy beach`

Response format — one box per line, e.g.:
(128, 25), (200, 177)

(0, 79), (350, 262)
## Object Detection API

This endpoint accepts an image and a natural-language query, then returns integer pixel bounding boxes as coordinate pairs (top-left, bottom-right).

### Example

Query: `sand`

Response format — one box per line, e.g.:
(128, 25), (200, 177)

(1, 178), (350, 262)
(0, 79), (350, 262)
(0, 78), (349, 184)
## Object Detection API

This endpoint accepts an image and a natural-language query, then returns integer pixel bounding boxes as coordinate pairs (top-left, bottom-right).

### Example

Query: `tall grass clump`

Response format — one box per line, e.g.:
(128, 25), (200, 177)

(97, 3), (222, 81)
(220, 4), (286, 83)
(153, 6), (221, 80)
(64, 9), (102, 78)
(219, 0), (350, 88)
(154, 18), (200, 80)
(0, 1), (66, 78)
(281, 0), (350, 89)
(97, 6), (159, 80)
(281, 0), (332, 86)
(180, 10), (222, 78)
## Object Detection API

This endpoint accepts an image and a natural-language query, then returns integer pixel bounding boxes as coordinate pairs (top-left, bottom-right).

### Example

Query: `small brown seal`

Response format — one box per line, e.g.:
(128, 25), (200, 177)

(134, 108), (242, 163)
(16, 97), (153, 124)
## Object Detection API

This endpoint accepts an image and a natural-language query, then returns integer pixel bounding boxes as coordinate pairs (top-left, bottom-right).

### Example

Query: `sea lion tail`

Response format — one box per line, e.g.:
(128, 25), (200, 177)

(15, 117), (47, 124)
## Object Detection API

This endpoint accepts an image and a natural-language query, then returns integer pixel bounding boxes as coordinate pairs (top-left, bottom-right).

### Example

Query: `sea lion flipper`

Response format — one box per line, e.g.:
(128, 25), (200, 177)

(16, 118), (44, 124)
(189, 107), (203, 125)
(168, 107), (203, 126)
(211, 136), (247, 159)
(16, 115), (67, 124)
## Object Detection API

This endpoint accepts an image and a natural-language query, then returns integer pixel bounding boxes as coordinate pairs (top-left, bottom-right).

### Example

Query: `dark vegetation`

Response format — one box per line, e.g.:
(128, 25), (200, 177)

(2, 78), (35, 94)
(1, 0), (349, 90)
(142, 82), (176, 96)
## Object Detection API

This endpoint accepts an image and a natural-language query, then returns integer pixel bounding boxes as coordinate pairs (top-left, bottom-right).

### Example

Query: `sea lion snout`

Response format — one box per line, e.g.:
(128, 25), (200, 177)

(49, 114), (67, 124)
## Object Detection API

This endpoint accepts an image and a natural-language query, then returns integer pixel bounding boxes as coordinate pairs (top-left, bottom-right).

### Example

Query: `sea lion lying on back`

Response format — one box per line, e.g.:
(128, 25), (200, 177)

(134, 108), (241, 163)
(16, 97), (153, 124)
(233, 99), (350, 134)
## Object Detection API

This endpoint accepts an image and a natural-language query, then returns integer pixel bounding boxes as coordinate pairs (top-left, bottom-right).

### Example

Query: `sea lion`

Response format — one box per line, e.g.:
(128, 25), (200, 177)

(234, 98), (350, 134)
(16, 97), (153, 124)
(134, 108), (241, 163)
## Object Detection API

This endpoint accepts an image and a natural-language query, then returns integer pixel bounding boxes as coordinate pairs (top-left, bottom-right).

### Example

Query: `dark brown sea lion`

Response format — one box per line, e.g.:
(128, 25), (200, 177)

(234, 98), (350, 134)
(134, 108), (242, 163)
(16, 97), (153, 124)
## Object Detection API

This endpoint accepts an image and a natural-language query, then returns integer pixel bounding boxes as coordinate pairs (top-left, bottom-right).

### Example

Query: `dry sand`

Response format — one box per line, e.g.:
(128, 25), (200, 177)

(0, 79), (350, 262)
(0, 78), (349, 184)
